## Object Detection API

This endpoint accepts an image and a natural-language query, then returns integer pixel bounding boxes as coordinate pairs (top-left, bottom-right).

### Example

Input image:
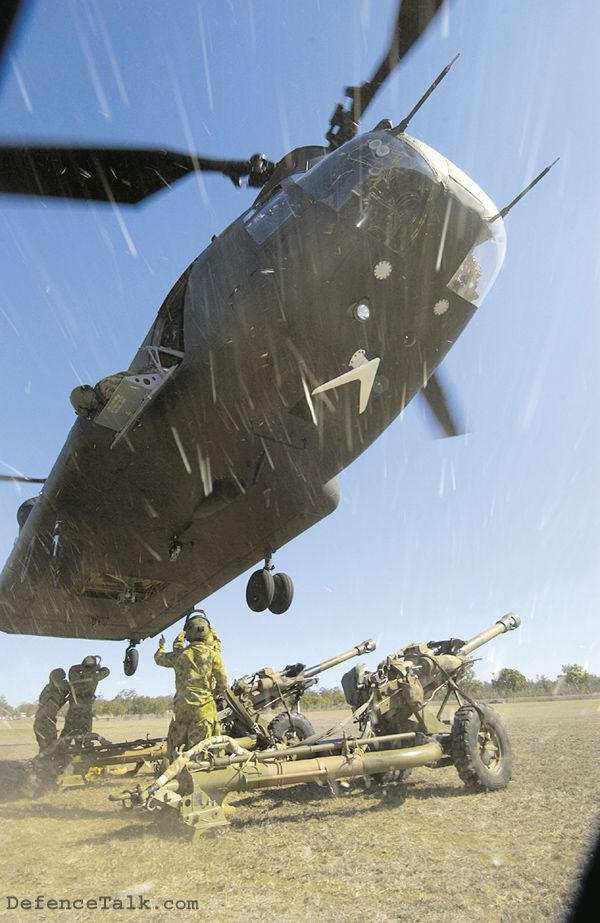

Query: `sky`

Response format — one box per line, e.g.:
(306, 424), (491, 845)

(0, 0), (599, 706)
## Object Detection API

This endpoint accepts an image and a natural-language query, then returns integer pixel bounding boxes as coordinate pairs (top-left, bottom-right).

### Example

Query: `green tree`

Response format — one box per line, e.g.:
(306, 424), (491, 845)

(303, 686), (347, 710)
(15, 701), (37, 717)
(492, 667), (528, 697)
(116, 688), (138, 701)
(0, 696), (15, 717)
(457, 663), (484, 697)
(561, 664), (590, 693)
(535, 674), (556, 696)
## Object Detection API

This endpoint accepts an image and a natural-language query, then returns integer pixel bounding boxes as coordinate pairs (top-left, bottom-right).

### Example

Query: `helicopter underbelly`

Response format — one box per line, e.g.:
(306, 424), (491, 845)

(0, 192), (479, 641)
(0, 407), (340, 641)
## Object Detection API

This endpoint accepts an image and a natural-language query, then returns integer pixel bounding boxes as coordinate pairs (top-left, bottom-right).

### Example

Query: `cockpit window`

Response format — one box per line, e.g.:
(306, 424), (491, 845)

(150, 266), (190, 356)
(447, 218), (507, 306)
(243, 187), (300, 244)
(292, 133), (437, 254)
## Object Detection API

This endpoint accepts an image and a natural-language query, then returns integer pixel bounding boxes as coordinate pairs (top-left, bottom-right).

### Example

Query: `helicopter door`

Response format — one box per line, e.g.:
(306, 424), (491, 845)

(148, 265), (188, 361)
(94, 352), (179, 448)
(94, 270), (189, 447)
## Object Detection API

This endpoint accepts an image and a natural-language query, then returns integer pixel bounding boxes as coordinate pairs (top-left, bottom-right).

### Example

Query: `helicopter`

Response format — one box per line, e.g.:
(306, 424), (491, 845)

(0, 0), (554, 676)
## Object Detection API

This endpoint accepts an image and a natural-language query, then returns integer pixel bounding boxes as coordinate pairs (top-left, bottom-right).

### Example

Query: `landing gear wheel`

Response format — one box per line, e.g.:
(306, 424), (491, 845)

(123, 645), (139, 677)
(268, 572), (294, 614)
(451, 705), (512, 791)
(268, 712), (315, 745)
(246, 568), (275, 612)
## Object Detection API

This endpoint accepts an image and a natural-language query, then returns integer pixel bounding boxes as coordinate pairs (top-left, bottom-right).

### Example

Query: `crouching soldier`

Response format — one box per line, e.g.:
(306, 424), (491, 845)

(33, 668), (70, 753)
(60, 655), (110, 740)
(154, 612), (228, 761)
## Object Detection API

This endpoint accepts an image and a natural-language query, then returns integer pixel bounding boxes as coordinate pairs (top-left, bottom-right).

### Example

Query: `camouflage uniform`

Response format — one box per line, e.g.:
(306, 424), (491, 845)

(70, 372), (129, 417)
(60, 657), (110, 739)
(207, 627), (222, 655)
(70, 370), (153, 417)
(33, 668), (69, 752)
(154, 633), (228, 759)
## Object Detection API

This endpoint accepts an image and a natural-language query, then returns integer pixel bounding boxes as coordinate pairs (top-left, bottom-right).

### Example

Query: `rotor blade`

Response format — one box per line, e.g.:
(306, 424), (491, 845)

(420, 371), (464, 438)
(0, 1), (24, 77)
(0, 146), (276, 203)
(0, 474), (45, 483)
(327, 0), (446, 147)
(360, 0), (447, 116)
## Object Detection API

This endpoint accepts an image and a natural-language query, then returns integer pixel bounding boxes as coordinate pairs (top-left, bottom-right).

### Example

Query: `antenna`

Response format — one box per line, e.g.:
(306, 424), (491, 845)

(393, 54), (460, 135)
(491, 158), (560, 221)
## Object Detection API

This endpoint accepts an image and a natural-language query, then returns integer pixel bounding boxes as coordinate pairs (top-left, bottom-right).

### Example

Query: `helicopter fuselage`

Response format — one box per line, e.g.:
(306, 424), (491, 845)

(0, 129), (505, 641)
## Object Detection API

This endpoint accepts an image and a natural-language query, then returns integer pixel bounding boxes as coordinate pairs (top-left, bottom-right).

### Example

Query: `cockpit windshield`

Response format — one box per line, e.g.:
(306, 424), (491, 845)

(447, 217), (506, 306)
(292, 133), (437, 255)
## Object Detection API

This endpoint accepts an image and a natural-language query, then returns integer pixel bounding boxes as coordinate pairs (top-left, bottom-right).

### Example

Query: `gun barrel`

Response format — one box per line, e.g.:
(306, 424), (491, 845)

(303, 639), (376, 679)
(457, 613), (521, 657)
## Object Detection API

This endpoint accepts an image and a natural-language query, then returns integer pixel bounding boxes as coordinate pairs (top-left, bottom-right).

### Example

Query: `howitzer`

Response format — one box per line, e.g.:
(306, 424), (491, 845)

(456, 612), (521, 656)
(111, 613), (521, 835)
(27, 732), (169, 787)
(219, 638), (376, 741)
(343, 612), (521, 738)
(32, 638), (376, 784)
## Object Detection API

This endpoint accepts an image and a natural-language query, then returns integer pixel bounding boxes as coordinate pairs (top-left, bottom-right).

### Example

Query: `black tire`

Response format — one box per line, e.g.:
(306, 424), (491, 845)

(17, 497), (37, 530)
(268, 572), (294, 614)
(246, 568), (275, 611)
(123, 646), (139, 676)
(375, 768), (412, 786)
(268, 712), (315, 744)
(367, 739), (411, 786)
(451, 705), (512, 791)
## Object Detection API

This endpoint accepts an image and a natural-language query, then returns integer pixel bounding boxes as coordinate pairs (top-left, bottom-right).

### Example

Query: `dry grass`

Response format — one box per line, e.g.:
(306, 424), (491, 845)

(1, 699), (599, 922)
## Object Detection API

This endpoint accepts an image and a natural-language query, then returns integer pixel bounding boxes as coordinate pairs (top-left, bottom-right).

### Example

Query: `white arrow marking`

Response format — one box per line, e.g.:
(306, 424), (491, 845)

(312, 356), (381, 414)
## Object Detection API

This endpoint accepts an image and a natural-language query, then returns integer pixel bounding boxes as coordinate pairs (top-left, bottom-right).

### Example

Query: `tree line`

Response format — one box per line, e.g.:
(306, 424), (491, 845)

(1, 664), (598, 718)
(463, 663), (600, 698)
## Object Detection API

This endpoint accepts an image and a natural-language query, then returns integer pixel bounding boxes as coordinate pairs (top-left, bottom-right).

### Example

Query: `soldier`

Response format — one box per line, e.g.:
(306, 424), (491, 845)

(69, 372), (128, 417)
(70, 369), (155, 417)
(154, 612), (228, 760)
(33, 668), (70, 752)
(60, 655), (110, 740)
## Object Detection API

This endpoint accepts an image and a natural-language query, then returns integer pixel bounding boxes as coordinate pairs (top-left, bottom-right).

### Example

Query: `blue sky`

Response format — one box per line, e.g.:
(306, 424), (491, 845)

(1, 0), (599, 705)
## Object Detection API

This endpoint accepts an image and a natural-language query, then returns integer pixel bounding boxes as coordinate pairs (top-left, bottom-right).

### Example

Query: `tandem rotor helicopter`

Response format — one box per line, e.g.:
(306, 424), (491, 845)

(0, 0), (555, 675)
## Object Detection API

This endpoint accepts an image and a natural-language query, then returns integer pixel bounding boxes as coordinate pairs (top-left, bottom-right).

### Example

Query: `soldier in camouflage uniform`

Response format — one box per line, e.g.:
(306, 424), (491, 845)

(69, 372), (128, 417)
(70, 369), (156, 417)
(33, 668), (70, 752)
(60, 655), (110, 740)
(154, 612), (228, 760)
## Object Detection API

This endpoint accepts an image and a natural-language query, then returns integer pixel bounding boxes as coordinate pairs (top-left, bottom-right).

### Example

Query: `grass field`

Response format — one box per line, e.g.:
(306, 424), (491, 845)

(1, 699), (599, 922)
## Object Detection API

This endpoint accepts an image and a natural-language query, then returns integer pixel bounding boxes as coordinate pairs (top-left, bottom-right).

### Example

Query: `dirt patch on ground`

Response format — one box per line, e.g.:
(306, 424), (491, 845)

(1, 700), (599, 922)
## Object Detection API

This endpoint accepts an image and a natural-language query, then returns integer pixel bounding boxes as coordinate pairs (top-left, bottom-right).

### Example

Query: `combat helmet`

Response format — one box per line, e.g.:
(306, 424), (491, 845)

(184, 610), (211, 642)
(81, 655), (101, 668)
(69, 384), (98, 416)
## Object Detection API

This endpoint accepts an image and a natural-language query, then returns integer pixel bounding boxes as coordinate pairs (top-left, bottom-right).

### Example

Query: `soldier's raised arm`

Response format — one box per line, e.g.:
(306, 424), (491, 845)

(50, 668), (70, 706)
(173, 630), (186, 652)
(154, 634), (178, 668)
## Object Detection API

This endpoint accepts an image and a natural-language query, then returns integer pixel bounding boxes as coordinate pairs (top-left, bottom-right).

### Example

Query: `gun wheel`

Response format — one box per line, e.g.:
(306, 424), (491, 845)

(451, 705), (512, 791)
(268, 712), (315, 745)
(374, 768), (411, 785)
